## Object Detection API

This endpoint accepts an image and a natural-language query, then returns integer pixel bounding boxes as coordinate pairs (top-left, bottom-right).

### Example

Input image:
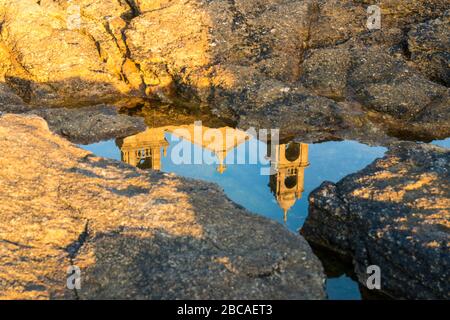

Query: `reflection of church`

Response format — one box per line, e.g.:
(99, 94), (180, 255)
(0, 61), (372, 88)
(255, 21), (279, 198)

(268, 142), (309, 223)
(116, 124), (250, 173)
(117, 128), (169, 170)
(117, 125), (308, 223)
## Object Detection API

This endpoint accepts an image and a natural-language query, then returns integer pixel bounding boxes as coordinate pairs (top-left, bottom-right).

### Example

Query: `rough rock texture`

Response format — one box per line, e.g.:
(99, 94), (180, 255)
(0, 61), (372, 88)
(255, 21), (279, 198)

(0, 0), (448, 141)
(29, 105), (147, 144)
(0, 83), (30, 113)
(302, 142), (450, 299)
(408, 10), (450, 86)
(235, 80), (400, 145)
(0, 95), (146, 144)
(0, 0), (142, 106)
(0, 114), (326, 300)
(300, 45), (450, 141)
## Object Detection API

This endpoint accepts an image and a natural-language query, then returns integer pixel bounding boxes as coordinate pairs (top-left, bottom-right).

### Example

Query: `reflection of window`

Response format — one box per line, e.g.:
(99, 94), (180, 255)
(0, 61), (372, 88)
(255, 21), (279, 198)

(137, 157), (152, 170)
(136, 148), (151, 159)
(284, 176), (297, 189)
(285, 142), (301, 162)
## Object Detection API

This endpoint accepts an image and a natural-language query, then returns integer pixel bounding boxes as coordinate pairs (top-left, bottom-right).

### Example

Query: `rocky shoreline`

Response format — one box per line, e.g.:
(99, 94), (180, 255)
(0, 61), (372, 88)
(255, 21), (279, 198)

(0, 114), (326, 299)
(0, 0), (449, 144)
(0, 0), (448, 300)
(302, 142), (449, 299)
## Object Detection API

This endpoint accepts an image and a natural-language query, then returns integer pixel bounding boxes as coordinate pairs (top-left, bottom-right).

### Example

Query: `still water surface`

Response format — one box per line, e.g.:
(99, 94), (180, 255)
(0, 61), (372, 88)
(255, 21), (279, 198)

(81, 115), (450, 300)
(82, 124), (392, 300)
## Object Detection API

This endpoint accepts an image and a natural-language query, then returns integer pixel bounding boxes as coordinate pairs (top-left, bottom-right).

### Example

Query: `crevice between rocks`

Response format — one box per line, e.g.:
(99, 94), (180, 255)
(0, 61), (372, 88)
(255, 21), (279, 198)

(64, 219), (90, 301)
(66, 219), (90, 261)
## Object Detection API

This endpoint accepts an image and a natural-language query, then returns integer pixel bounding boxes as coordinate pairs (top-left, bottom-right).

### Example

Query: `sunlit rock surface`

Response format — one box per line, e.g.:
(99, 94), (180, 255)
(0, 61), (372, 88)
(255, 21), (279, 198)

(302, 142), (450, 299)
(0, 0), (448, 140)
(0, 114), (326, 300)
(0, 0), (141, 106)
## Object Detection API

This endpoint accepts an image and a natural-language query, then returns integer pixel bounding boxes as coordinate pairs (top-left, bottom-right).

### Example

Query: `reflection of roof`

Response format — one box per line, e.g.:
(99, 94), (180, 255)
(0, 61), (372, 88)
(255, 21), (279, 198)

(121, 127), (169, 149)
(168, 125), (251, 164)
(278, 194), (297, 223)
(119, 124), (251, 174)
(277, 194), (296, 212)
(121, 125), (250, 156)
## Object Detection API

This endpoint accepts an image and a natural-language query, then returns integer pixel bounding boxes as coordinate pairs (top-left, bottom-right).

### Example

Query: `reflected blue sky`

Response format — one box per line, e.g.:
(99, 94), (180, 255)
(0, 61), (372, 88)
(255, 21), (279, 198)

(432, 138), (450, 148)
(82, 136), (387, 232)
(162, 136), (387, 232)
(82, 135), (389, 300)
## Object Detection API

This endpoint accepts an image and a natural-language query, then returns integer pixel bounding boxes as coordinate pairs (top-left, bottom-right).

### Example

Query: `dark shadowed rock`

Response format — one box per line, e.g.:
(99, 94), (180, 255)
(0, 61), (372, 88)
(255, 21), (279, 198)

(300, 45), (450, 140)
(235, 82), (393, 145)
(408, 10), (450, 86)
(0, 114), (326, 300)
(302, 142), (450, 299)
(0, 83), (31, 113)
(29, 105), (147, 144)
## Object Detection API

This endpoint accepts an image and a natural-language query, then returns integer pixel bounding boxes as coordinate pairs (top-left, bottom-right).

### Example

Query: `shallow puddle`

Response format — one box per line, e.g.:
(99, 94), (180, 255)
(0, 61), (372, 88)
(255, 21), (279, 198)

(81, 123), (388, 300)
(432, 138), (450, 148)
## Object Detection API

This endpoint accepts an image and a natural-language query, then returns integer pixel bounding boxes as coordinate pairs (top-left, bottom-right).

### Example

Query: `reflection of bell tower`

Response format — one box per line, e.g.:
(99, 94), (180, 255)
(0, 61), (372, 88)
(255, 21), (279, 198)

(117, 128), (169, 171)
(269, 142), (309, 223)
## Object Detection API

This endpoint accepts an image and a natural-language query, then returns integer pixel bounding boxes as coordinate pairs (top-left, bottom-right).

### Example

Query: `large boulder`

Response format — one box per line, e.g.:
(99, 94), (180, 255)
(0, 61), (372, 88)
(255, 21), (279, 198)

(125, 0), (449, 106)
(125, 0), (316, 110)
(302, 142), (450, 299)
(0, 114), (326, 299)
